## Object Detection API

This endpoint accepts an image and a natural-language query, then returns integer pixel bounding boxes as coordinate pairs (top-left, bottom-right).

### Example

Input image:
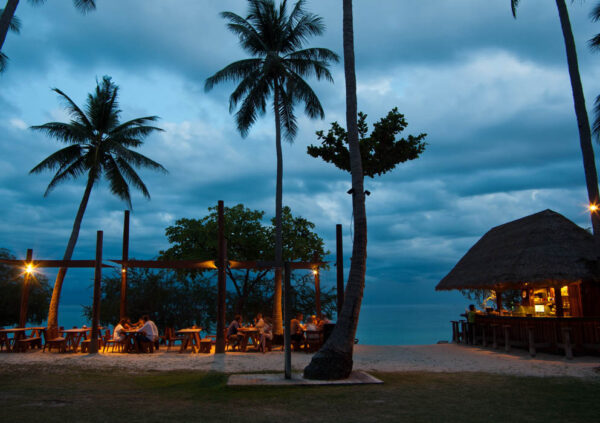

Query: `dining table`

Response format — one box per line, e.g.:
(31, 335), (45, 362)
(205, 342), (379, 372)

(0, 327), (44, 352)
(237, 327), (260, 352)
(60, 328), (103, 353)
(176, 328), (203, 353)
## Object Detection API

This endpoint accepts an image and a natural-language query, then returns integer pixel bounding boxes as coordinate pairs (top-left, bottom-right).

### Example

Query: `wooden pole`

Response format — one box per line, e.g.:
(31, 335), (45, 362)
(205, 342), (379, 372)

(120, 210), (130, 320)
(555, 287), (565, 317)
(312, 252), (321, 317)
(336, 224), (344, 315)
(216, 200), (226, 354)
(284, 261), (292, 379)
(495, 291), (503, 312)
(90, 231), (103, 354)
(18, 249), (33, 328)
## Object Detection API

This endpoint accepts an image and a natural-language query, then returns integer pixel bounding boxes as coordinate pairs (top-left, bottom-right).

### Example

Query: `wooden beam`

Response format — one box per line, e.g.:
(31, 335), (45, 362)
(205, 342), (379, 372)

(284, 261), (292, 379)
(109, 260), (217, 269)
(0, 259), (113, 268)
(229, 260), (327, 270)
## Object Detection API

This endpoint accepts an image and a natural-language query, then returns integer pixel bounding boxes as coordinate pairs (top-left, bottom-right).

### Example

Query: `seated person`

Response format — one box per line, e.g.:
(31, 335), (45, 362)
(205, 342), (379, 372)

(259, 317), (273, 353)
(135, 315), (159, 352)
(290, 313), (305, 350)
(132, 317), (145, 329)
(227, 315), (243, 349)
(254, 313), (265, 331)
(113, 319), (127, 341)
(305, 315), (319, 332)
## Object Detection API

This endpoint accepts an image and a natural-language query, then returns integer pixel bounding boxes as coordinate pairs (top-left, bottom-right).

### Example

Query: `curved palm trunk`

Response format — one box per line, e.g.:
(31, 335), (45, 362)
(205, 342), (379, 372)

(272, 84), (284, 336)
(304, 0), (367, 380)
(0, 0), (19, 51)
(555, 0), (600, 240)
(46, 175), (94, 338)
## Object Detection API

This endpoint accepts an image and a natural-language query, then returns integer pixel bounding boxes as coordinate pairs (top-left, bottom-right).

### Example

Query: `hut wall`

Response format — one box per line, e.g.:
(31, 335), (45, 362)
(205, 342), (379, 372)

(568, 284), (583, 317)
(580, 281), (600, 317)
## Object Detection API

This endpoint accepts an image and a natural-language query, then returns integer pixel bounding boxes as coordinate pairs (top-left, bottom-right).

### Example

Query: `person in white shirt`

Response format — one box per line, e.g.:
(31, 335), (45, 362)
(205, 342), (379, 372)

(135, 315), (159, 352)
(113, 319), (127, 341)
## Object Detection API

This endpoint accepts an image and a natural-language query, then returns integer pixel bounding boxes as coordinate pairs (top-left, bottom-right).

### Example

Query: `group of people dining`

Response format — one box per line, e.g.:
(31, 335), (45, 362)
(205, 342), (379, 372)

(112, 315), (159, 352)
(227, 312), (331, 352)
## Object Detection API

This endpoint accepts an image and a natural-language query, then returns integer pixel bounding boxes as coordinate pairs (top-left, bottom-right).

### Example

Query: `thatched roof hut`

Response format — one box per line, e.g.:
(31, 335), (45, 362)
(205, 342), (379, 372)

(436, 209), (600, 292)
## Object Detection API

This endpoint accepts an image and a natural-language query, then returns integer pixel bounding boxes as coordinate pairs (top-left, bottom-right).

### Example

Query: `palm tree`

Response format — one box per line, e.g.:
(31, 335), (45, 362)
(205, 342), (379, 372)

(304, 0), (368, 380)
(0, 7), (20, 72)
(0, 0), (95, 56)
(205, 0), (338, 336)
(512, 0), (600, 239)
(31, 76), (166, 337)
(586, 4), (600, 146)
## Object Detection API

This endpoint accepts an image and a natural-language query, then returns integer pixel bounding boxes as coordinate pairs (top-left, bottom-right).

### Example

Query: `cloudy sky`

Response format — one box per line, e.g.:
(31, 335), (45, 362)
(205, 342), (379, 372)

(2, 0), (600, 312)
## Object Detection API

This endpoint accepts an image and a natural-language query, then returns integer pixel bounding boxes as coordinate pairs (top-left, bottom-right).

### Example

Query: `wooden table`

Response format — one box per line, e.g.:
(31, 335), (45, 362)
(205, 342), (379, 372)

(0, 327), (46, 352)
(237, 327), (259, 352)
(177, 328), (203, 353)
(122, 329), (140, 353)
(61, 328), (94, 352)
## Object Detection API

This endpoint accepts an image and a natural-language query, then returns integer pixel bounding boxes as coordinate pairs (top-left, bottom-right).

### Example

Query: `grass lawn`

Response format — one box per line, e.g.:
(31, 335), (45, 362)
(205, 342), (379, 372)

(1, 365), (599, 422)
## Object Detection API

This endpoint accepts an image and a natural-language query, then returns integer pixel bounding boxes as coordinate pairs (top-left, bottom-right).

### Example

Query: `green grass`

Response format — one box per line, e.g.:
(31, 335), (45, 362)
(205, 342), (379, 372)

(1, 365), (599, 422)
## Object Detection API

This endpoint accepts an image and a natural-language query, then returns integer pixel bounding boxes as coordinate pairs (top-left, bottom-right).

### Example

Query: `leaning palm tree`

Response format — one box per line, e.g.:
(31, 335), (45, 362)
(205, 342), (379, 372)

(31, 76), (166, 337)
(512, 0), (600, 239)
(0, 0), (95, 56)
(304, 0), (367, 380)
(205, 0), (338, 336)
(0, 7), (20, 72)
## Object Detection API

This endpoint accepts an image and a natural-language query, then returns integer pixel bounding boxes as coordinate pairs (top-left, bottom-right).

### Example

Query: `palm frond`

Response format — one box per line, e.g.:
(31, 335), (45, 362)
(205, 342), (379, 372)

(41, 156), (88, 196)
(284, 56), (335, 82)
(286, 72), (324, 119)
(30, 122), (91, 144)
(0, 52), (7, 73)
(72, 0), (96, 13)
(511, 0), (520, 18)
(115, 157), (152, 200)
(106, 142), (167, 173)
(221, 11), (266, 55)
(29, 144), (83, 174)
(52, 88), (93, 129)
(592, 3), (600, 22)
(0, 9), (21, 33)
(205, 59), (263, 92)
(228, 69), (267, 112)
(103, 155), (132, 207)
(235, 77), (270, 137)
(277, 87), (298, 142)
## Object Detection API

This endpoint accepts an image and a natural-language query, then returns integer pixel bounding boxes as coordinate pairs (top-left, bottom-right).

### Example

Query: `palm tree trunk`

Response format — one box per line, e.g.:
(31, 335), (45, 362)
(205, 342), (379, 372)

(272, 83), (284, 336)
(555, 0), (600, 239)
(0, 0), (19, 51)
(46, 175), (94, 338)
(304, 0), (368, 380)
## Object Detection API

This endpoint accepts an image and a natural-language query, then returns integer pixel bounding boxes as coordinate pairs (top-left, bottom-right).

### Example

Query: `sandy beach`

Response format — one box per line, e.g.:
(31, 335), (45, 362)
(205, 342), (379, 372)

(1, 344), (598, 378)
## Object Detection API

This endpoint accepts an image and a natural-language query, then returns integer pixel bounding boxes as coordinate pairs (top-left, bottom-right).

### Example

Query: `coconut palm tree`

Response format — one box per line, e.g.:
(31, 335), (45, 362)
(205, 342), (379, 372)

(512, 0), (600, 239)
(205, 0), (338, 335)
(304, 0), (368, 380)
(586, 4), (600, 143)
(0, 0), (95, 55)
(31, 76), (166, 337)
(0, 7), (20, 72)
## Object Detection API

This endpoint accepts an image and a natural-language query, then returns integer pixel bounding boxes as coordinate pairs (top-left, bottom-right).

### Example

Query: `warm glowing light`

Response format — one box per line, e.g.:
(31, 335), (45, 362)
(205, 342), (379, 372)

(25, 264), (34, 275)
(589, 203), (599, 213)
(312, 269), (318, 275)
(121, 268), (127, 273)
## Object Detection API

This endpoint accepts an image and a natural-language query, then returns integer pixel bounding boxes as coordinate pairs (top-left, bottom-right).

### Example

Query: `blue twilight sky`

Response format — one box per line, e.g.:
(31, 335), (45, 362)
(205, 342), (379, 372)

(1, 0), (600, 311)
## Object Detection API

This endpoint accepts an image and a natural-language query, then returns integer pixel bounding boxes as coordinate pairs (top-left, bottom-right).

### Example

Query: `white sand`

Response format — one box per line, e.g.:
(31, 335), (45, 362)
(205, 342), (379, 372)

(1, 344), (598, 378)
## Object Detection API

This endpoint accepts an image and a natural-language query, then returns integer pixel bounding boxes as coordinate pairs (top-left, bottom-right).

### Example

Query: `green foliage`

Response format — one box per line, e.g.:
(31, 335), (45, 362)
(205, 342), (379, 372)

(307, 108), (427, 178)
(0, 248), (51, 326)
(460, 289), (522, 310)
(160, 204), (332, 319)
(83, 267), (216, 330)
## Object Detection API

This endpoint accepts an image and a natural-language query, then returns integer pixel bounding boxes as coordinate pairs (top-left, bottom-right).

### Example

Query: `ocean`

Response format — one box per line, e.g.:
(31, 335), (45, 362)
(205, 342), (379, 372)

(54, 302), (459, 345)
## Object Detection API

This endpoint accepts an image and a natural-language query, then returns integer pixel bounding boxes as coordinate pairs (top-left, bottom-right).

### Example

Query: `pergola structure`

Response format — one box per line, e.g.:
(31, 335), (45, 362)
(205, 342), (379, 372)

(1, 201), (345, 375)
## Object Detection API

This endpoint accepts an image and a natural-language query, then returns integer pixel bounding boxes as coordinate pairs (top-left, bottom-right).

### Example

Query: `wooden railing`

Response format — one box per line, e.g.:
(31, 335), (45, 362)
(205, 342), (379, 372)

(462, 315), (600, 358)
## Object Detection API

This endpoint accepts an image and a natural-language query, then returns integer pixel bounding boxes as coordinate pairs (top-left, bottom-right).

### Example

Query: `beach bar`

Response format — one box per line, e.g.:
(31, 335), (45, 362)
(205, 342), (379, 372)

(436, 209), (600, 356)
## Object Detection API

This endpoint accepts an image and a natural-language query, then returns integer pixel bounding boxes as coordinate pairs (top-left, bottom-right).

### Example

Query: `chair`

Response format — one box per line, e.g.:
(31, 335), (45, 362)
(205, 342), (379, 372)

(42, 329), (67, 353)
(14, 328), (43, 352)
(165, 328), (185, 351)
(304, 330), (323, 353)
(80, 331), (104, 353)
(0, 328), (8, 352)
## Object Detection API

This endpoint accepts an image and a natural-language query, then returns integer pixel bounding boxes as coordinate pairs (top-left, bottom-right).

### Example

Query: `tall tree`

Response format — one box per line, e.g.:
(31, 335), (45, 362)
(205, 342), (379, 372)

(586, 4), (600, 146)
(304, 0), (367, 380)
(30, 76), (166, 337)
(0, 0), (96, 67)
(0, 8), (19, 72)
(512, 0), (600, 239)
(205, 0), (338, 335)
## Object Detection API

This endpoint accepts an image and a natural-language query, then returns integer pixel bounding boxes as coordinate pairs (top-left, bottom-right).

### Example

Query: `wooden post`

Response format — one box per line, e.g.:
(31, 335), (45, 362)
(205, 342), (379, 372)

(555, 287), (565, 317)
(216, 200), (226, 354)
(495, 291), (503, 312)
(284, 261), (292, 379)
(313, 252), (321, 318)
(90, 231), (103, 354)
(18, 249), (33, 328)
(120, 210), (130, 320)
(336, 224), (344, 315)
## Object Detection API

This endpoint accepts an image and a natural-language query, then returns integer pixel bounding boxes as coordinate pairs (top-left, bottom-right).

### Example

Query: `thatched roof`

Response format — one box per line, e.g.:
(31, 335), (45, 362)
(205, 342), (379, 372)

(436, 209), (600, 291)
